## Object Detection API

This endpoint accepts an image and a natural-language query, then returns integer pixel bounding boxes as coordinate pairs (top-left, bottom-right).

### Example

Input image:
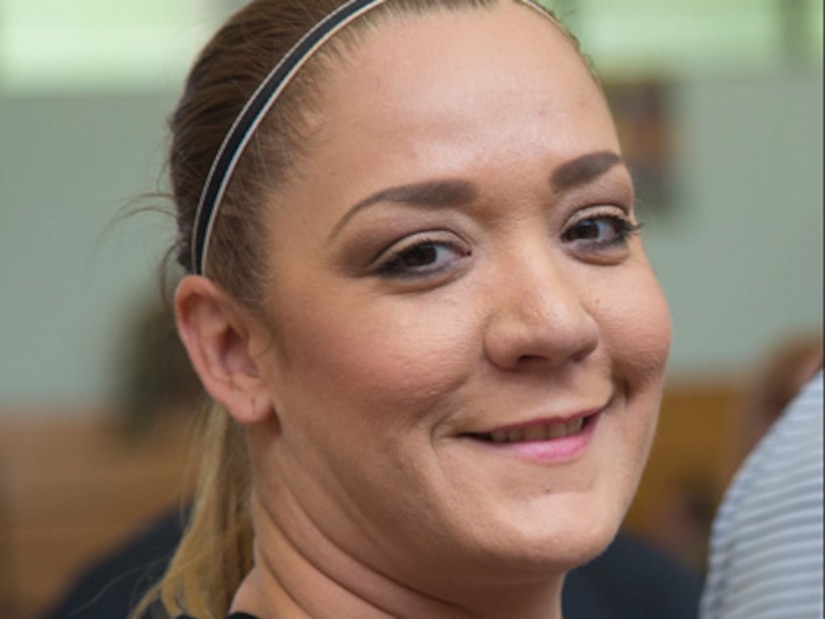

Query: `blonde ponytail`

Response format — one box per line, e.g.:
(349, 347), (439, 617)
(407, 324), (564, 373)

(133, 404), (253, 619)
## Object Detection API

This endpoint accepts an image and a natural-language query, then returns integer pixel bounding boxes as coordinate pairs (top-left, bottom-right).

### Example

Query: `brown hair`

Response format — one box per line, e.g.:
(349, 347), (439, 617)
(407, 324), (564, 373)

(140, 0), (580, 616)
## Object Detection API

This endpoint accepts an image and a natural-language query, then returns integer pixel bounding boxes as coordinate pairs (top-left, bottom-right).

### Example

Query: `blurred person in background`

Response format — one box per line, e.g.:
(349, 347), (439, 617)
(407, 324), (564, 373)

(701, 333), (823, 619)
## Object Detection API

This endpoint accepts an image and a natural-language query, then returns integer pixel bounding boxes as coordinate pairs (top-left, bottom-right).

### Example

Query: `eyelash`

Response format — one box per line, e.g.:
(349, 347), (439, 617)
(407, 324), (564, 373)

(561, 211), (642, 251)
(373, 210), (640, 279)
(375, 233), (470, 279)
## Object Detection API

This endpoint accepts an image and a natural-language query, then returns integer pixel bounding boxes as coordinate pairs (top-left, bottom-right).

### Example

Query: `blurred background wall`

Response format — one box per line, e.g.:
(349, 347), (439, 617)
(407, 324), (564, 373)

(0, 0), (822, 617)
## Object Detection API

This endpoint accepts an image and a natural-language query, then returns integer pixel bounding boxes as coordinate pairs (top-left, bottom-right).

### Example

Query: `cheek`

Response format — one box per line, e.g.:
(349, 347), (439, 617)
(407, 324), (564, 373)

(592, 268), (671, 458)
(272, 293), (482, 431)
(597, 268), (672, 387)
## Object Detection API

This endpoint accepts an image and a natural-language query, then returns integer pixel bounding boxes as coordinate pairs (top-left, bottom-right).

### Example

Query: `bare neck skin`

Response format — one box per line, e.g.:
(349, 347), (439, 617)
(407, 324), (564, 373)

(230, 489), (565, 619)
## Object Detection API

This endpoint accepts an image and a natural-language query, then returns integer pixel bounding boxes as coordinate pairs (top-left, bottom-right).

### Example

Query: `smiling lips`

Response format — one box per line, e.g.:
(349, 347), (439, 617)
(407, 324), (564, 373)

(471, 414), (594, 444)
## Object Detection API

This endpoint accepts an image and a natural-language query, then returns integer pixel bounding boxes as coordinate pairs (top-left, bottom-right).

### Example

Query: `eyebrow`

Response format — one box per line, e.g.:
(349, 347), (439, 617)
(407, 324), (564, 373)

(550, 151), (624, 191)
(330, 151), (624, 239)
(330, 179), (479, 239)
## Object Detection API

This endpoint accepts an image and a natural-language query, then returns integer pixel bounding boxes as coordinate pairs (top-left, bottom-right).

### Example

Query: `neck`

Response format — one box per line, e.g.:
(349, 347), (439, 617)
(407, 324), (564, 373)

(231, 489), (566, 619)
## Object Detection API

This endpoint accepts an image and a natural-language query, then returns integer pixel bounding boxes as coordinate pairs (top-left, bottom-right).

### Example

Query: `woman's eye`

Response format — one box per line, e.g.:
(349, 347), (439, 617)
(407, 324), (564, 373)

(562, 213), (641, 249)
(376, 236), (469, 278)
(396, 243), (440, 268)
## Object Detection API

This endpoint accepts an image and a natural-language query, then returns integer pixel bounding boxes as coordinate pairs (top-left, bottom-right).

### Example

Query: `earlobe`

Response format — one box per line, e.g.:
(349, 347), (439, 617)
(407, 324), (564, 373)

(175, 275), (276, 426)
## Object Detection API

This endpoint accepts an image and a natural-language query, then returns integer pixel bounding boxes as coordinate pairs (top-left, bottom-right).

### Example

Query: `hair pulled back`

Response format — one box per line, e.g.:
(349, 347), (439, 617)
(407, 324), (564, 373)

(144, 0), (577, 617)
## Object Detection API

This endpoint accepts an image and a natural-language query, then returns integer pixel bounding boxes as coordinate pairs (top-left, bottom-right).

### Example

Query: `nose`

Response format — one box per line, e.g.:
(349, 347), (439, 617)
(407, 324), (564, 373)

(482, 248), (599, 371)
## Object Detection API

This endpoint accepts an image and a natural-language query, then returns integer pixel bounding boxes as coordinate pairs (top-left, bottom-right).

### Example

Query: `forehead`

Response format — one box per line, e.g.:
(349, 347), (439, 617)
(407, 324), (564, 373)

(312, 2), (615, 159)
(330, 3), (603, 116)
(272, 0), (620, 227)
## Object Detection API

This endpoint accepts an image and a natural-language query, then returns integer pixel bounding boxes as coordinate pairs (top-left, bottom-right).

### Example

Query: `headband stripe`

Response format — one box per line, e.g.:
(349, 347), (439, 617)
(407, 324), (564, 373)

(191, 0), (388, 274)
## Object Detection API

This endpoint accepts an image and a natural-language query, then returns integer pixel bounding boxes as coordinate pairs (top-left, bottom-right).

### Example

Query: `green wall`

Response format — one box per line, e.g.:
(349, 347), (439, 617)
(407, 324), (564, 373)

(643, 71), (823, 374)
(0, 93), (175, 407)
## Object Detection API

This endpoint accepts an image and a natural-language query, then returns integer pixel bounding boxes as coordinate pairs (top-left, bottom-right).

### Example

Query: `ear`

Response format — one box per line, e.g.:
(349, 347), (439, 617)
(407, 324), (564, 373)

(175, 275), (276, 426)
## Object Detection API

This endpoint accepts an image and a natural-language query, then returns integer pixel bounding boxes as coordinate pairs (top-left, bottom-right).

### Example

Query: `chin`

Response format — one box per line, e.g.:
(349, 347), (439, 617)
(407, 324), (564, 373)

(530, 519), (619, 572)
(457, 504), (625, 583)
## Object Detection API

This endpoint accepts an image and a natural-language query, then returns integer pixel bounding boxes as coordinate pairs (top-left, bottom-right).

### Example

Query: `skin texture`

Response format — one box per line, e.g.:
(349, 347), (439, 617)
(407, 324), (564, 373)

(176, 2), (672, 618)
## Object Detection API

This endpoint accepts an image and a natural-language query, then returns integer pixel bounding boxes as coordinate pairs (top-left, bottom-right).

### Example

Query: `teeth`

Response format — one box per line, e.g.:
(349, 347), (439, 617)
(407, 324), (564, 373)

(546, 423), (566, 439)
(485, 418), (585, 443)
(523, 425), (547, 441)
(491, 429), (510, 443)
(565, 418), (583, 434)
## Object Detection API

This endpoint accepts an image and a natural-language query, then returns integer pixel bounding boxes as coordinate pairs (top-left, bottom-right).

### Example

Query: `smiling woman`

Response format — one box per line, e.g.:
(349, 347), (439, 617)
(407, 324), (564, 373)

(137, 0), (671, 617)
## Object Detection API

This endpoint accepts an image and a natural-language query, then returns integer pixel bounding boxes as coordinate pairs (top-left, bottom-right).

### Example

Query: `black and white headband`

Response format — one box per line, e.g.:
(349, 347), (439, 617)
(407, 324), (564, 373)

(190, 0), (551, 275)
(190, 0), (389, 275)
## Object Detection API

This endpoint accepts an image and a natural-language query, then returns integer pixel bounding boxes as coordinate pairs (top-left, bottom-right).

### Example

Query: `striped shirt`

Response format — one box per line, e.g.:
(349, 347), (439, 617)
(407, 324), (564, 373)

(701, 370), (823, 619)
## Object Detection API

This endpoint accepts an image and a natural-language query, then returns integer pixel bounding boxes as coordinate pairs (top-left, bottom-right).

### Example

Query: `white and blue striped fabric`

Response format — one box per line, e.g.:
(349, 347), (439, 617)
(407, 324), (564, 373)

(701, 369), (823, 619)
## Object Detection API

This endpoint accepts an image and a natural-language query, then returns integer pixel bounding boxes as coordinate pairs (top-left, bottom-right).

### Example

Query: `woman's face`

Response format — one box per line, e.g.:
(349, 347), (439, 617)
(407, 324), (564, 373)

(249, 1), (670, 591)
